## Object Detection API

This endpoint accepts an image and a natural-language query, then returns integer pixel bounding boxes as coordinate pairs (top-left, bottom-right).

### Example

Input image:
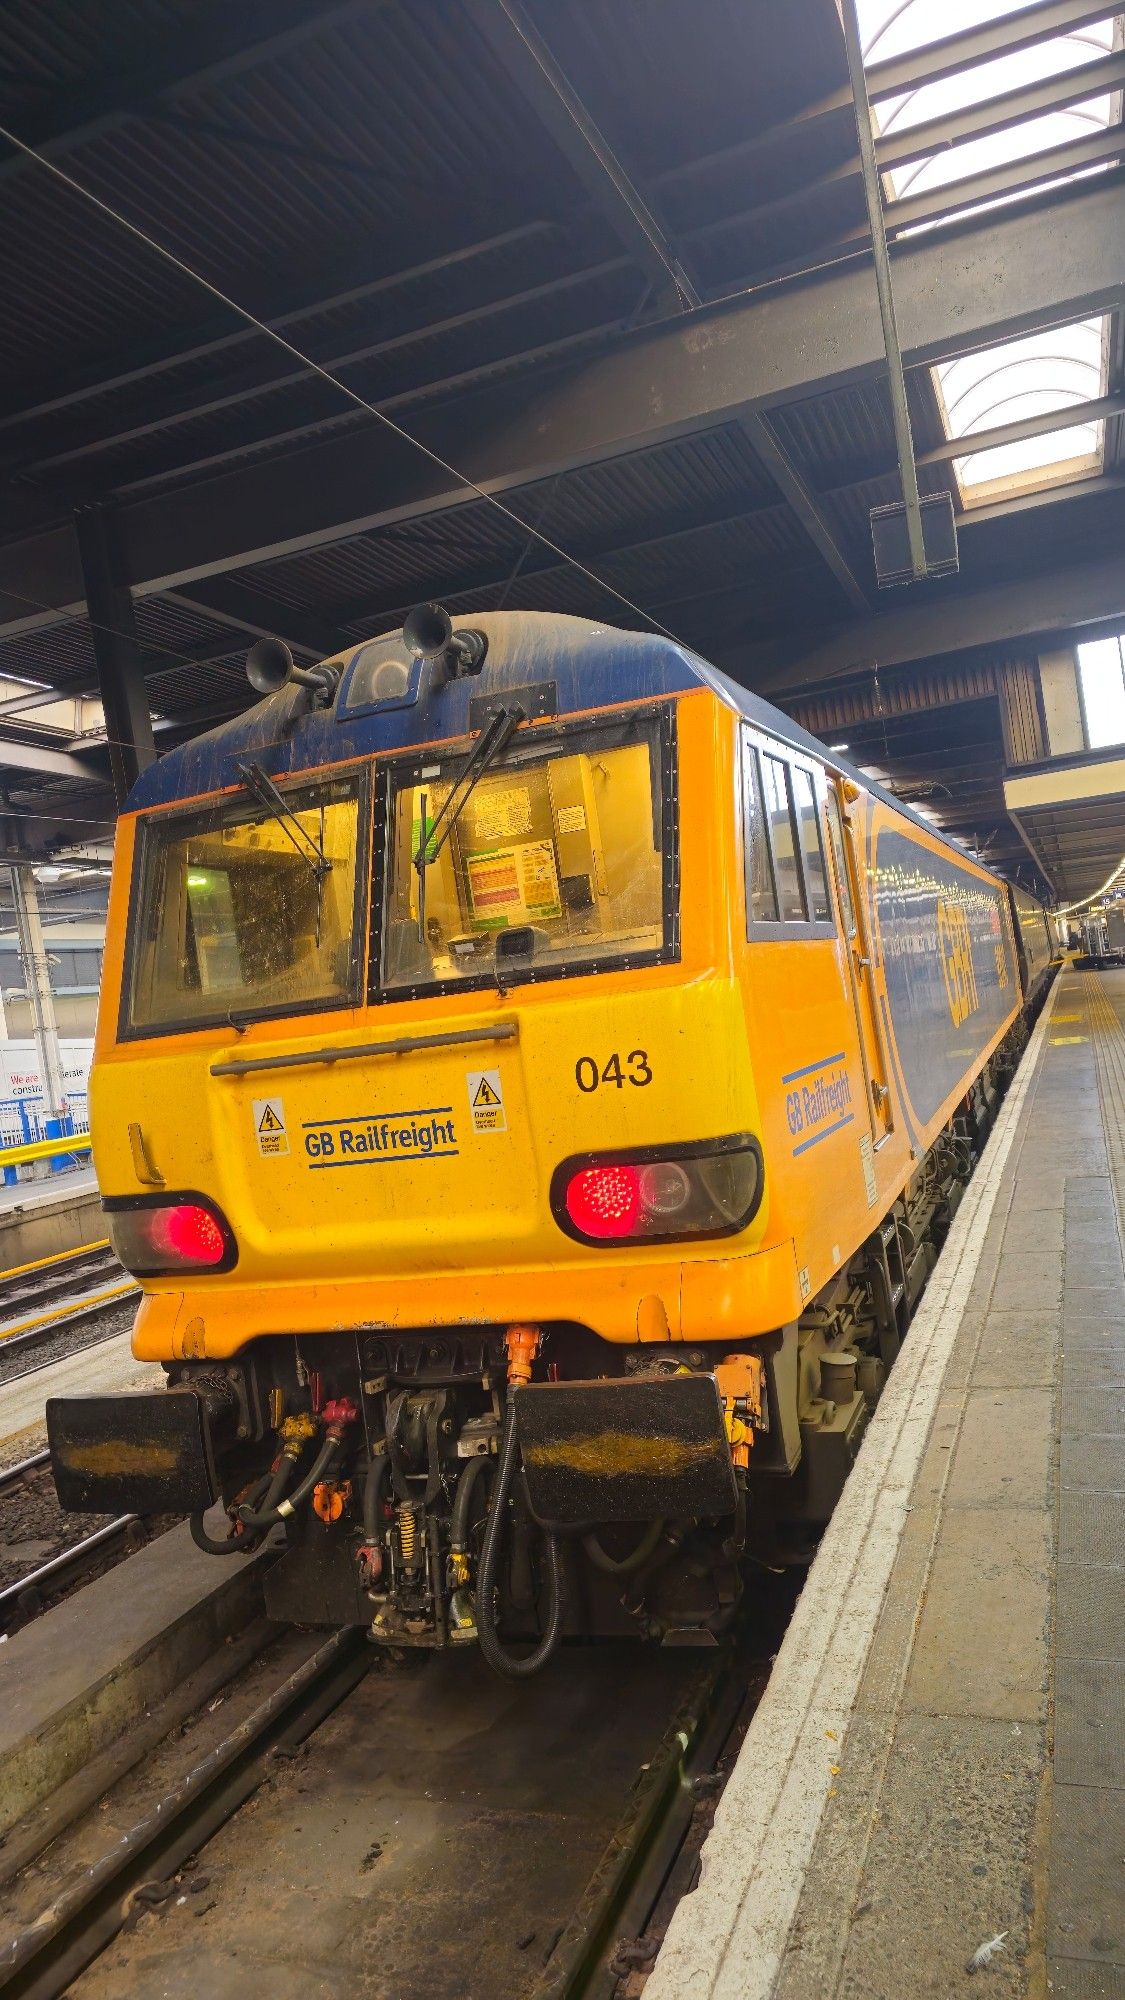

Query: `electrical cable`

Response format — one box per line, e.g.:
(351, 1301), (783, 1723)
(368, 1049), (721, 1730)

(475, 1392), (563, 1677)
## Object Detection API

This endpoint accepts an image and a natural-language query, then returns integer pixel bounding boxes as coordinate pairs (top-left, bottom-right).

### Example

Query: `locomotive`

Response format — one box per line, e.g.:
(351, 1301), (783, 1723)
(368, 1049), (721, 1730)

(48, 608), (1057, 1673)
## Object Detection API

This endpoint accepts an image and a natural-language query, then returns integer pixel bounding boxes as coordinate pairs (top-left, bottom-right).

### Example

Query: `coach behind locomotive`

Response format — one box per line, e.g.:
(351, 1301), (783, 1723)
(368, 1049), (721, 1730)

(47, 609), (1055, 1672)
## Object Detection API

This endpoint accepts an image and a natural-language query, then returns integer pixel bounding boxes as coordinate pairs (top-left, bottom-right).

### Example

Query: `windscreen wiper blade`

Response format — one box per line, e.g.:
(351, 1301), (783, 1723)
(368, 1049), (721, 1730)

(412, 703), (524, 879)
(237, 760), (331, 885)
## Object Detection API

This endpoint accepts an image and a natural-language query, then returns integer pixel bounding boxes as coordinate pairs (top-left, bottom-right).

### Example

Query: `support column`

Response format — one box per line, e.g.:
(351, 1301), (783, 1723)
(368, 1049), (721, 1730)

(11, 865), (66, 1119)
(73, 502), (155, 807)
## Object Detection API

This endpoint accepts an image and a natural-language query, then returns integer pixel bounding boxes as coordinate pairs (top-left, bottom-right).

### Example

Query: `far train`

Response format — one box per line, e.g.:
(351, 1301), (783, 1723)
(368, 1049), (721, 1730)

(48, 608), (1059, 1673)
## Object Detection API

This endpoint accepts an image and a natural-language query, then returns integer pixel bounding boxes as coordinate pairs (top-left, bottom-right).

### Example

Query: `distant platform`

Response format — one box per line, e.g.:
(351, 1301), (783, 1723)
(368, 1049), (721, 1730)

(0, 1331), (146, 1454)
(0, 1163), (99, 1217)
(650, 967), (1125, 2000)
(0, 1165), (102, 1270)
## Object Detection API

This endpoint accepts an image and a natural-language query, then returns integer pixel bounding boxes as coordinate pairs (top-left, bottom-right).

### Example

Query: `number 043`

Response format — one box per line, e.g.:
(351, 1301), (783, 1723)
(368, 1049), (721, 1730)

(574, 1051), (652, 1092)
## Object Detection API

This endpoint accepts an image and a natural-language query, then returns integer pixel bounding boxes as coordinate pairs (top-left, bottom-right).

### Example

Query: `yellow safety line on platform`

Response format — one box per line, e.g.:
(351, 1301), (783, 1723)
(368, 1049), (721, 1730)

(0, 1237), (111, 1287)
(0, 1279), (139, 1343)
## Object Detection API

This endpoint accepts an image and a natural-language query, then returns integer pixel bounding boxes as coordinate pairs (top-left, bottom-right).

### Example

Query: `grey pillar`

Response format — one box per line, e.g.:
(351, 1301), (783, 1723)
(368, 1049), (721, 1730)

(11, 865), (66, 1120)
(74, 502), (155, 807)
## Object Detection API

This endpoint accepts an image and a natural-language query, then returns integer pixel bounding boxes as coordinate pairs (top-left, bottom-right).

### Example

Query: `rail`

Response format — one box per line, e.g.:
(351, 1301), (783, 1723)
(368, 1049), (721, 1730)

(0, 1516), (139, 1633)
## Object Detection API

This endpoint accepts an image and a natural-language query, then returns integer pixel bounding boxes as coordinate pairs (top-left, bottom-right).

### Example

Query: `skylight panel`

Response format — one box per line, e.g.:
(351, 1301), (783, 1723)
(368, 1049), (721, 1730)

(856, 3), (1120, 209)
(933, 317), (1109, 501)
(1077, 634), (1125, 747)
(852, 4), (1118, 503)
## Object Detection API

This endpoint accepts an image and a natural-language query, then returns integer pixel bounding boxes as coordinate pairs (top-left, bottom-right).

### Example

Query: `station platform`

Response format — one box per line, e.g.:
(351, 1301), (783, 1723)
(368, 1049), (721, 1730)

(649, 967), (1125, 2000)
(0, 1164), (101, 1267)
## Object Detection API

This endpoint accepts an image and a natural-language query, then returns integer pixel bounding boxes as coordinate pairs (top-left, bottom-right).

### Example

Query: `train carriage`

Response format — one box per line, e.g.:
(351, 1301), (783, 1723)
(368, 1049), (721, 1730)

(48, 609), (1056, 1671)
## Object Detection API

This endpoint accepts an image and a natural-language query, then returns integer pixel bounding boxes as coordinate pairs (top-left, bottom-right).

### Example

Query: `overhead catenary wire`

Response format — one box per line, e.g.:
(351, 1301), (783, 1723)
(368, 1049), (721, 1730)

(0, 117), (686, 655)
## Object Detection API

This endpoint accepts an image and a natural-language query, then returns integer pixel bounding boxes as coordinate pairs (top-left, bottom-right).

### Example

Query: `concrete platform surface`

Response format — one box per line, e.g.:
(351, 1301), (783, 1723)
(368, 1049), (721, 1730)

(0, 1165), (103, 1267)
(0, 1326), (149, 1452)
(648, 968), (1125, 2000)
(0, 1517), (273, 1840)
(0, 1163), (98, 1215)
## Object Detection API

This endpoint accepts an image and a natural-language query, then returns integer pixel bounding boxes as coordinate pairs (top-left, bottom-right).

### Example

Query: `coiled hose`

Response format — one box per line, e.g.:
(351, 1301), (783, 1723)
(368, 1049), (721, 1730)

(475, 1393), (563, 1678)
(581, 1517), (665, 1575)
(235, 1434), (339, 1531)
(189, 1469), (274, 1557)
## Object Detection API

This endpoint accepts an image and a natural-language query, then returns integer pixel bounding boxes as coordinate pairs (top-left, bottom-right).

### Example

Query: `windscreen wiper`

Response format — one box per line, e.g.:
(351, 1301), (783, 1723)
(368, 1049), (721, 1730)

(237, 760), (332, 887)
(412, 702), (525, 882)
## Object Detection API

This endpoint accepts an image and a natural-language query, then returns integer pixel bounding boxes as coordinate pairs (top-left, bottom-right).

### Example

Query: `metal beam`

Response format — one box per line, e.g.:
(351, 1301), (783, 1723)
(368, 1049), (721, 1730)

(885, 128), (1125, 236)
(161, 584), (354, 664)
(465, 0), (697, 311)
(752, 546), (1125, 695)
(0, 738), (96, 782)
(73, 505), (155, 805)
(16, 259), (630, 479)
(875, 46), (1125, 175)
(734, 414), (869, 609)
(0, 0), (373, 186)
(466, 0), (869, 611)
(0, 221), (555, 435)
(918, 393), (1125, 468)
(0, 177), (1120, 629)
(862, 0), (1119, 104)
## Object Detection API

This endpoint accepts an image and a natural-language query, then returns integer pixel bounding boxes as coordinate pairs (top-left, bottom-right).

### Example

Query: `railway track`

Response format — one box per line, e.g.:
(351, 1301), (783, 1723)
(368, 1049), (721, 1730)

(0, 1448), (50, 1491)
(0, 1239), (138, 1374)
(0, 1514), (141, 1636)
(0, 1604), (785, 2000)
(0, 1447), (143, 1637)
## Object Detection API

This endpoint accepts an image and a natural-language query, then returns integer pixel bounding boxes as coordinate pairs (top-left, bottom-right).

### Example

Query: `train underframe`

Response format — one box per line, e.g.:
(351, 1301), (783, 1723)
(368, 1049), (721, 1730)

(51, 1022), (1029, 1669)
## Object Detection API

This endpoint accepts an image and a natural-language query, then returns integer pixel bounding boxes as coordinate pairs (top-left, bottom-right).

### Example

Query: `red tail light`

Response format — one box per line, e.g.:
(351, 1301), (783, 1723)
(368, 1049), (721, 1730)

(565, 1165), (642, 1239)
(106, 1196), (235, 1275)
(552, 1138), (763, 1248)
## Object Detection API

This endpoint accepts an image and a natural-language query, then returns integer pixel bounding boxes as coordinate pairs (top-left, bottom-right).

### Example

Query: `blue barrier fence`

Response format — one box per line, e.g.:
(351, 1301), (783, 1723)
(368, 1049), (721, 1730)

(0, 1095), (91, 1184)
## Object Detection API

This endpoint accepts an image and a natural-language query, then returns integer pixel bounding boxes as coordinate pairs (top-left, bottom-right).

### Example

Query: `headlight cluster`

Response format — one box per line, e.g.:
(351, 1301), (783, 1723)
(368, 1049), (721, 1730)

(106, 1196), (236, 1275)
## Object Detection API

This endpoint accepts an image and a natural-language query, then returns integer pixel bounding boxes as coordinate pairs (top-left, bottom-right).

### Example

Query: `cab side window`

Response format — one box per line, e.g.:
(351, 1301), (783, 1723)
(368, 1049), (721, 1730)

(761, 754), (807, 921)
(792, 767), (830, 922)
(824, 789), (856, 938)
(742, 726), (835, 939)
(742, 740), (779, 922)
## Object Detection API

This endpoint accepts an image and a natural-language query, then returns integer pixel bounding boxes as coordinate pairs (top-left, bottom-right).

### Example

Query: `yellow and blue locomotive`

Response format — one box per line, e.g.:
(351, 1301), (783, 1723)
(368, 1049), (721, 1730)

(48, 608), (1056, 1672)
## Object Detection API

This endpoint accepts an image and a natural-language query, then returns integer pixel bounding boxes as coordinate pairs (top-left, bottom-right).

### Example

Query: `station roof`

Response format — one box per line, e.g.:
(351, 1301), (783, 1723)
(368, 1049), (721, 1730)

(0, 0), (1121, 900)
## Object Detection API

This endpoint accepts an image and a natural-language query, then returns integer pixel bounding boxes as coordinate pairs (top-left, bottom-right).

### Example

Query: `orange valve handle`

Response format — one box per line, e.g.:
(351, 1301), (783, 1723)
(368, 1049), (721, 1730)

(504, 1324), (541, 1385)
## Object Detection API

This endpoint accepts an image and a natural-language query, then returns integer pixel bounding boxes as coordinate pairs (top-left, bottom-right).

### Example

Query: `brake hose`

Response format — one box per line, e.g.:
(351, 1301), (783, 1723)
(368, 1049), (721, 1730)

(189, 1471), (273, 1557)
(362, 1449), (390, 1541)
(475, 1393), (563, 1678)
(581, 1517), (665, 1576)
(236, 1434), (340, 1530)
(450, 1451), (493, 1556)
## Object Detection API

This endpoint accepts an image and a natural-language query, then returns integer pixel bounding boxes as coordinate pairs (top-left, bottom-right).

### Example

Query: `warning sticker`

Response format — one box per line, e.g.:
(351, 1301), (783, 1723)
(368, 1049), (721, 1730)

(253, 1097), (289, 1158)
(466, 1069), (507, 1135)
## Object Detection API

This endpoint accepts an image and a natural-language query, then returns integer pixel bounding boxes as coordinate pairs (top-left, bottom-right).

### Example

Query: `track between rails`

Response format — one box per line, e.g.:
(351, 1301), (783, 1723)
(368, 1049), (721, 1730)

(0, 1598), (788, 2000)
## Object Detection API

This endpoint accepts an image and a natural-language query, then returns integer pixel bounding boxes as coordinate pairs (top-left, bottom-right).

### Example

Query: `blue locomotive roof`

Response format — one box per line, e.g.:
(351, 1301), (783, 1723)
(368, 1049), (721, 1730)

(127, 609), (1002, 879)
